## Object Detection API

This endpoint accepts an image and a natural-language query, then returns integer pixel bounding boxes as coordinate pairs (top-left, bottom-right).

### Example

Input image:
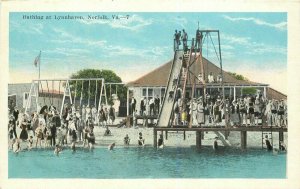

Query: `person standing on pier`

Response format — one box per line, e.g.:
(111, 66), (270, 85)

(239, 98), (247, 126)
(140, 97), (146, 116)
(231, 100), (240, 127)
(270, 99), (278, 126)
(149, 98), (155, 116)
(154, 95), (160, 115)
(196, 99), (205, 127)
(131, 96), (137, 115)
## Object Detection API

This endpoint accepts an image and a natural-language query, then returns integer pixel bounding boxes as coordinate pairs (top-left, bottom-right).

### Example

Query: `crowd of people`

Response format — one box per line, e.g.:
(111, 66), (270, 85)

(169, 91), (287, 127)
(8, 103), (149, 154)
(129, 90), (287, 128)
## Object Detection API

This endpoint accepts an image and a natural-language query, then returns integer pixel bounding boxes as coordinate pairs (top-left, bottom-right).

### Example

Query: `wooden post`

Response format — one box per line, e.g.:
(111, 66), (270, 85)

(183, 131), (186, 140)
(196, 131), (202, 149)
(241, 131), (247, 150)
(165, 131), (168, 140)
(279, 131), (284, 144)
(153, 129), (157, 148)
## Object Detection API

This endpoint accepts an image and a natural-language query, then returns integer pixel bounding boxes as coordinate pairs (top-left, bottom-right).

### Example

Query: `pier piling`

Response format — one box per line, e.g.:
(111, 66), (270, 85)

(241, 131), (247, 150)
(196, 131), (202, 149)
(279, 131), (284, 144)
(154, 129), (157, 148)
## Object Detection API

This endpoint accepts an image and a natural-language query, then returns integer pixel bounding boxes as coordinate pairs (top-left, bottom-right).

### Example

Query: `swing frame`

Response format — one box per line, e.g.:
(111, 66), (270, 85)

(24, 78), (109, 117)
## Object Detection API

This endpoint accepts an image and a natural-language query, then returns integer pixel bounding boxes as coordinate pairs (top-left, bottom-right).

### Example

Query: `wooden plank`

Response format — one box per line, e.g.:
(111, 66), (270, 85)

(155, 127), (287, 132)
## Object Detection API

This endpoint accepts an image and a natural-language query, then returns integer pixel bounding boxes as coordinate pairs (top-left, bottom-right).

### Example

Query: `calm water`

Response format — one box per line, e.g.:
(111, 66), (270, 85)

(8, 146), (286, 178)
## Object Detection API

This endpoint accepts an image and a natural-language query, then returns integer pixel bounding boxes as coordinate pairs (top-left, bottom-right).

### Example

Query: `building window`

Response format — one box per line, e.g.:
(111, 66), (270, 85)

(148, 88), (153, 98)
(142, 88), (147, 97)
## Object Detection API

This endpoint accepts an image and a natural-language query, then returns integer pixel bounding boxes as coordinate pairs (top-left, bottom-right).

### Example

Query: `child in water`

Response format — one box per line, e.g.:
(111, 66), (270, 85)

(108, 143), (115, 150)
(54, 144), (62, 155)
(124, 134), (130, 145)
(158, 134), (164, 148)
(213, 137), (219, 150)
(138, 132), (145, 146)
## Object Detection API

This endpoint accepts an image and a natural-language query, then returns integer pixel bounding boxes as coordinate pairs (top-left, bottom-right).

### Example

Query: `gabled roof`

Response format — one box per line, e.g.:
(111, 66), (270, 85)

(127, 55), (268, 87)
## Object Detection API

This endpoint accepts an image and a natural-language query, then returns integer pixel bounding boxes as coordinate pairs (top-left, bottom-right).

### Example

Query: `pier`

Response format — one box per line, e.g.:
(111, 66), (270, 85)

(153, 126), (287, 149)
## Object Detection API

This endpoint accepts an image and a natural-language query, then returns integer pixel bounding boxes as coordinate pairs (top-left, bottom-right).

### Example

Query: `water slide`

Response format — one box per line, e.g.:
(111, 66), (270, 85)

(157, 50), (184, 127)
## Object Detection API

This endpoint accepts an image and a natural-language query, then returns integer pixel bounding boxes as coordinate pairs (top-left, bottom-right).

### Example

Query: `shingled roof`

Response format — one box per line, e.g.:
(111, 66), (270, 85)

(127, 55), (268, 87)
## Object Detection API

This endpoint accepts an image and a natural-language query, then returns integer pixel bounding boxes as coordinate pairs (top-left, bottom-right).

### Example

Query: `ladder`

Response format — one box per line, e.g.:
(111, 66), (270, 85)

(262, 127), (273, 149)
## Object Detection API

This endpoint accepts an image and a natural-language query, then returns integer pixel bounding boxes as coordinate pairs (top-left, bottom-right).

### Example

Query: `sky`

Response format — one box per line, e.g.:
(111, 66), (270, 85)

(9, 12), (287, 93)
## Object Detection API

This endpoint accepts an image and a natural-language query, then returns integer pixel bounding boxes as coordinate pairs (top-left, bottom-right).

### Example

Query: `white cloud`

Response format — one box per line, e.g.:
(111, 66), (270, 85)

(221, 33), (286, 56)
(222, 33), (250, 45)
(223, 15), (287, 31)
(51, 28), (107, 48)
(10, 20), (44, 35)
(173, 17), (188, 29)
(79, 14), (153, 31)
(44, 48), (90, 57)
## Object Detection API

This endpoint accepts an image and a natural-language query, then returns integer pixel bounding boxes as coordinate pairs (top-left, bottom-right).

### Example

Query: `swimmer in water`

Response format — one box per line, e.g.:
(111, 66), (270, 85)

(264, 135), (273, 151)
(158, 134), (164, 148)
(124, 134), (130, 145)
(213, 137), (219, 150)
(28, 136), (33, 150)
(13, 139), (21, 153)
(108, 143), (115, 150)
(71, 142), (76, 153)
(54, 144), (62, 156)
(138, 132), (145, 146)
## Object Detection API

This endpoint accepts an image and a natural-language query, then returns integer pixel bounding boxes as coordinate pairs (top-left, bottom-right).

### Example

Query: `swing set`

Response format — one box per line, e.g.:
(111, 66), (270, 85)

(24, 78), (116, 117)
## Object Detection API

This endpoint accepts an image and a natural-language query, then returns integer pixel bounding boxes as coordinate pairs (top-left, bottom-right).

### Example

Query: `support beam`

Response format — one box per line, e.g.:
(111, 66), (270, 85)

(279, 131), (284, 144)
(183, 131), (186, 140)
(233, 86), (236, 101)
(241, 131), (247, 150)
(165, 131), (168, 140)
(196, 131), (202, 149)
(153, 129), (157, 148)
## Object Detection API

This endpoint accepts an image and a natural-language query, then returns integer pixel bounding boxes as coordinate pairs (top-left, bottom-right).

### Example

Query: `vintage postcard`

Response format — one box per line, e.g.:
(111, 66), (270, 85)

(1, 0), (300, 189)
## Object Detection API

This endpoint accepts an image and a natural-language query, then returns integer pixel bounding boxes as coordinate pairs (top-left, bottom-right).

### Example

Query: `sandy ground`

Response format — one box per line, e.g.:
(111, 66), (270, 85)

(12, 118), (288, 150)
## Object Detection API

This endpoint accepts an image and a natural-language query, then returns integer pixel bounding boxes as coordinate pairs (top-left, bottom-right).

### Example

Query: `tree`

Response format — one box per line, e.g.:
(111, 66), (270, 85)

(228, 72), (249, 81)
(242, 87), (256, 95)
(69, 69), (127, 106)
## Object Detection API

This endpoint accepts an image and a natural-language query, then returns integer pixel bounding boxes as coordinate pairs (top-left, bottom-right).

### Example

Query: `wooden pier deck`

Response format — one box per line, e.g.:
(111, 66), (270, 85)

(153, 125), (287, 149)
(154, 126), (287, 132)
